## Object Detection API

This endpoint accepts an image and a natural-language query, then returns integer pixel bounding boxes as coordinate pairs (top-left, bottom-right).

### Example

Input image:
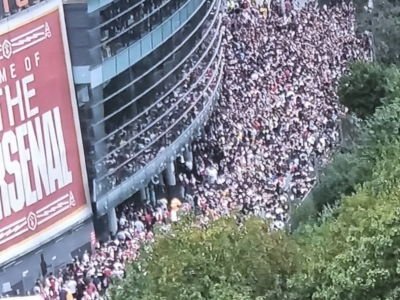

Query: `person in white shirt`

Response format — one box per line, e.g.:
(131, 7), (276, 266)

(119, 214), (127, 228)
(134, 219), (145, 232)
(205, 166), (218, 184)
(83, 250), (90, 264)
(67, 278), (77, 296)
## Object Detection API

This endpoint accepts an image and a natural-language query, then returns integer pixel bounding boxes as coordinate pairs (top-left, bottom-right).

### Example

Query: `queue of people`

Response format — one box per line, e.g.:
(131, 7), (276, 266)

(29, 1), (370, 299)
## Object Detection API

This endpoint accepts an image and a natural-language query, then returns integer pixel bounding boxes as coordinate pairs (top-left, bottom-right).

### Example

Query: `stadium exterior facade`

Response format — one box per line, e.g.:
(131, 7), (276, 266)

(0, 0), (224, 294)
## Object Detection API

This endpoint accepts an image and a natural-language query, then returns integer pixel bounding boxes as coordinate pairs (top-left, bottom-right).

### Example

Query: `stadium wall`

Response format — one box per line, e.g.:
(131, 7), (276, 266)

(0, 0), (92, 291)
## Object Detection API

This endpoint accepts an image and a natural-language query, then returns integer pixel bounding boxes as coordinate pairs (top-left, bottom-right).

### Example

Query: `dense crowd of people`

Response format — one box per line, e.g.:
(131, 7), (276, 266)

(31, 201), (158, 300)
(28, 0), (371, 299)
(182, 0), (370, 228)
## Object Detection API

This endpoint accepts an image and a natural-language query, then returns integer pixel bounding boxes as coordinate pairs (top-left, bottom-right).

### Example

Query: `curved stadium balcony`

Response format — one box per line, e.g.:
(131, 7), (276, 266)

(89, 0), (210, 87)
(93, 0), (224, 214)
(93, 0), (188, 60)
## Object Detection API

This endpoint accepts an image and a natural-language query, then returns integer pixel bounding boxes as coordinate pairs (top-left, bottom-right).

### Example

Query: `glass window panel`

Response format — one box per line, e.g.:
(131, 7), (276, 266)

(151, 26), (163, 49)
(99, 0), (112, 9)
(180, 2), (189, 20)
(116, 48), (130, 74)
(187, 0), (195, 15)
(129, 41), (142, 65)
(140, 34), (153, 58)
(87, 0), (101, 14)
(162, 19), (172, 40)
(95, 0), (206, 86)
(171, 9), (182, 31)
(102, 57), (117, 82)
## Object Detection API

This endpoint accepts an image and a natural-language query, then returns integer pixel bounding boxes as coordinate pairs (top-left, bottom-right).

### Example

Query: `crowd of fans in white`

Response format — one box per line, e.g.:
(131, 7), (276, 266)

(32, 1), (370, 299)
(186, 0), (370, 229)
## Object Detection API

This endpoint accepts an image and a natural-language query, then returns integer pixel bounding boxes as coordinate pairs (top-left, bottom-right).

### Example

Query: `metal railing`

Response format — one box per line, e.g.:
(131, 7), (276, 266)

(90, 0), (207, 86)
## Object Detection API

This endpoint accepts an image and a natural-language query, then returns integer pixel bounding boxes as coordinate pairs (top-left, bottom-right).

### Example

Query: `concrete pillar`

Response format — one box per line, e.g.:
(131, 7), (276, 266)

(184, 146), (193, 171)
(91, 86), (107, 159)
(164, 161), (176, 186)
(178, 185), (185, 201)
(128, 68), (138, 118)
(158, 173), (165, 186)
(140, 188), (147, 201)
(145, 187), (151, 203)
(149, 184), (156, 206)
(108, 207), (118, 235)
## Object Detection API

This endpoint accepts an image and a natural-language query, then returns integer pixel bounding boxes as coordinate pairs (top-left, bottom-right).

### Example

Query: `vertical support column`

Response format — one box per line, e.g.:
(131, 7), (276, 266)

(183, 146), (193, 171)
(140, 188), (147, 201)
(131, 101), (138, 119)
(149, 184), (156, 206)
(145, 187), (151, 203)
(178, 185), (185, 202)
(129, 68), (138, 118)
(164, 161), (176, 186)
(91, 86), (107, 159)
(108, 207), (118, 235)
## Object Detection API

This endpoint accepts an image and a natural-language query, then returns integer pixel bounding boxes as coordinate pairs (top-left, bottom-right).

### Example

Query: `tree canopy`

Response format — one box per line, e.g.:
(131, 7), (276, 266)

(338, 62), (400, 119)
(356, 0), (400, 64)
(110, 163), (400, 300)
(110, 217), (301, 300)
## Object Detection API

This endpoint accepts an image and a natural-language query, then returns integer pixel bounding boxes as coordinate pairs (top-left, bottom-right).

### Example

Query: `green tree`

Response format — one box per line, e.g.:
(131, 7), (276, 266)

(289, 192), (318, 230)
(292, 154), (400, 300)
(109, 217), (301, 300)
(356, 0), (400, 64)
(309, 151), (371, 213)
(288, 114), (400, 298)
(338, 62), (400, 119)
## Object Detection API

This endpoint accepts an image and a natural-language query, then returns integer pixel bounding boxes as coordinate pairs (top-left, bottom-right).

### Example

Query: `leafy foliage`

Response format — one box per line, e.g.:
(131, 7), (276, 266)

(292, 184), (400, 300)
(288, 107), (400, 299)
(108, 219), (298, 299)
(338, 62), (400, 119)
(110, 217), (301, 300)
(310, 151), (371, 212)
(356, 0), (400, 64)
(304, 103), (400, 224)
(292, 139), (400, 299)
(289, 192), (318, 230)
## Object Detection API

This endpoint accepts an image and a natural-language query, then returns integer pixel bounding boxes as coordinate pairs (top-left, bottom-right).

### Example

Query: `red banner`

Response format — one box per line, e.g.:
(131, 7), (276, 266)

(0, 5), (89, 260)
